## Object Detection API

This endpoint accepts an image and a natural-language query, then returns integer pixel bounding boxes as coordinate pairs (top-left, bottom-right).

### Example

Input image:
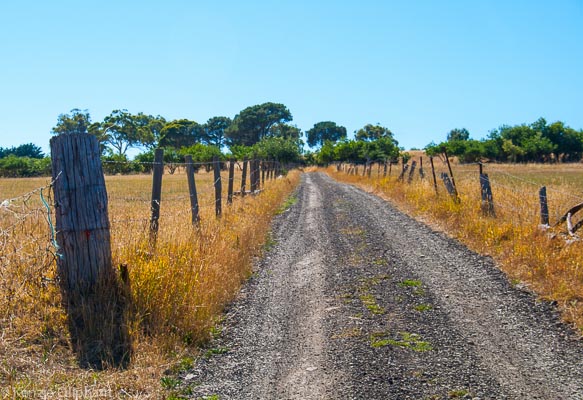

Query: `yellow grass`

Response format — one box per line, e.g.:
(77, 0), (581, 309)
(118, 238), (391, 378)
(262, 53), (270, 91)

(326, 160), (583, 332)
(0, 167), (299, 399)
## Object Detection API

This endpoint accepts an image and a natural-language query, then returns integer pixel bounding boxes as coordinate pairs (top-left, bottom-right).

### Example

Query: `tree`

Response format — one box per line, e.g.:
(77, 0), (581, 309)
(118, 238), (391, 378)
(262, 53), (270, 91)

(447, 128), (470, 142)
(269, 123), (302, 141)
(134, 113), (167, 149)
(159, 119), (203, 148)
(203, 116), (232, 147)
(101, 110), (143, 156)
(226, 102), (292, 146)
(355, 124), (394, 142)
(252, 136), (303, 163)
(52, 109), (92, 135)
(306, 121), (347, 147)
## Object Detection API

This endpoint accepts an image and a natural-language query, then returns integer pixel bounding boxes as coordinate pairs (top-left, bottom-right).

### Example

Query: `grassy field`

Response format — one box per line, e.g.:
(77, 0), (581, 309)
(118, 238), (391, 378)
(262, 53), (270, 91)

(0, 166), (299, 399)
(326, 159), (583, 332)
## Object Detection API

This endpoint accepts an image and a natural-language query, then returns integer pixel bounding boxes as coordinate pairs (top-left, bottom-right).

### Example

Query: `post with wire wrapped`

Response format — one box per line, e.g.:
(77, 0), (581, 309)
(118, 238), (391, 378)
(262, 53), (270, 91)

(50, 133), (131, 369)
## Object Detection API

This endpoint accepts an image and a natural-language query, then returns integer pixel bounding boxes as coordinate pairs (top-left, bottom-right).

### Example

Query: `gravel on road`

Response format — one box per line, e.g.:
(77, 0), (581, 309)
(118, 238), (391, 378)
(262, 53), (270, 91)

(185, 172), (583, 400)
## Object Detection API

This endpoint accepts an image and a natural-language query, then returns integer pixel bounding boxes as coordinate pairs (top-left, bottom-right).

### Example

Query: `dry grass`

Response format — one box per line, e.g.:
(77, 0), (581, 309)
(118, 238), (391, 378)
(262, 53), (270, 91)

(326, 160), (583, 332)
(0, 167), (299, 399)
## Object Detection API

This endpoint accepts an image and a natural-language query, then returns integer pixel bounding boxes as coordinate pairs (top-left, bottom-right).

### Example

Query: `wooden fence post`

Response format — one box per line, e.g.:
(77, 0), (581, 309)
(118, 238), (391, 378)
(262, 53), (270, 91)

(443, 148), (459, 201)
(185, 155), (200, 224)
(241, 157), (248, 197)
(261, 160), (266, 186)
(480, 173), (496, 217)
(429, 156), (438, 194)
(227, 158), (235, 204)
(213, 156), (222, 217)
(50, 133), (131, 369)
(539, 186), (550, 225)
(250, 159), (257, 192)
(383, 159), (388, 177)
(407, 160), (417, 184)
(150, 148), (164, 246)
(440, 172), (459, 203)
(419, 157), (425, 179)
(398, 163), (409, 182)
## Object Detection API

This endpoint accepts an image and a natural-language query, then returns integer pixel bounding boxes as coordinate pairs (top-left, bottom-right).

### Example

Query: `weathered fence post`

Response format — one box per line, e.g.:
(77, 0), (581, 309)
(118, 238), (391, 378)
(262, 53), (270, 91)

(429, 156), (438, 194)
(185, 155), (200, 224)
(398, 164), (409, 182)
(227, 158), (235, 205)
(383, 159), (388, 177)
(440, 172), (457, 201)
(250, 158), (257, 192)
(150, 148), (164, 246)
(480, 173), (496, 217)
(213, 156), (222, 217)
(241, 157), (248, 197)
(261, 160), (266, 186)
(443, 148), (459, 201)
(407, 160), (417, 184)
(50, 133), (131, 369)
(539, 186), (549, 225)
(419, 157), (425, 179)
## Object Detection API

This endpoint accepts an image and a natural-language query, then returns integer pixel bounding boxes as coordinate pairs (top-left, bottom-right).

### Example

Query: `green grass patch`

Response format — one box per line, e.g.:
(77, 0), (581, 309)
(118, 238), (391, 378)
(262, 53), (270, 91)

(204, 346), (229, 358)
(275, 193), (298, 214)
(399, 279), (422, 288)
(414, 304), (433, 312)
(359, 294), (385, 315)
(370, 332), (433, 352)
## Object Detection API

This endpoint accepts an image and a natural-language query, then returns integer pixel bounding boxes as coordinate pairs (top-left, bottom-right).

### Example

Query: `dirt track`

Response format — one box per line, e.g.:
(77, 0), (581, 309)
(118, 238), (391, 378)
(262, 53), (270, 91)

(186, 172), (583, 399)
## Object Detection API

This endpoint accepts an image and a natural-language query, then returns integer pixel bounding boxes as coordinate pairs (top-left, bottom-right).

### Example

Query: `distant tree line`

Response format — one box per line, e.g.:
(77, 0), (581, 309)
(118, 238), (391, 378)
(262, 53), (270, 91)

(3, 108), (583, 178)
(426, 118), (583, 163)
(0, 143), (50, 177)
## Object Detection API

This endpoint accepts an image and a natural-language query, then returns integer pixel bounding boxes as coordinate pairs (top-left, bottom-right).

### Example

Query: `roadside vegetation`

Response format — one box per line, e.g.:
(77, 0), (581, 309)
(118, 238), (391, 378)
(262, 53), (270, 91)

(0, 169), (299, 398)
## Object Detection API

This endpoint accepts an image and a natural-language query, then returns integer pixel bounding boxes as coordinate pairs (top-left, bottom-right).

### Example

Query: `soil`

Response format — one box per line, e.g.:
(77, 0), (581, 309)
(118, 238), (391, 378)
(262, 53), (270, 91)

(184, 172), (583, 399)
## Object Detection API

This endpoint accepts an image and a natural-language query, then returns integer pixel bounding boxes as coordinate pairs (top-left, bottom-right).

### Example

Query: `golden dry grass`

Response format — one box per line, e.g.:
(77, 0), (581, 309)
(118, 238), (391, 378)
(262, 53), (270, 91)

(326, 160), (583, 332)
(0, 167), (299, 399)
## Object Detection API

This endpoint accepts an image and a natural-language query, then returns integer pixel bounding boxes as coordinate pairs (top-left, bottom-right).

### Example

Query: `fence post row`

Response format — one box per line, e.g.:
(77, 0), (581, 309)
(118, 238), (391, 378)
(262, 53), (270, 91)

(150, 148), (164, 247)
(184, 155), (200, 224)
(213, 156), (222, 217)
(50, 133), (130, 369)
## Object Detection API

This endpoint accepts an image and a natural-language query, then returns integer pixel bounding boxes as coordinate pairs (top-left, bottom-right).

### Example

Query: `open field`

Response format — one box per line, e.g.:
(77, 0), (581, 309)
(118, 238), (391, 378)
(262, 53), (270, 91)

(0, 167), (299, 399)
(326, 159), (583, 332)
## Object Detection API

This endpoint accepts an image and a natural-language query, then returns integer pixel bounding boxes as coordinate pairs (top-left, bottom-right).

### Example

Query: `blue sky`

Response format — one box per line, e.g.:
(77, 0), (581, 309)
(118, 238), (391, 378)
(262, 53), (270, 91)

(1, 1), (582, 154)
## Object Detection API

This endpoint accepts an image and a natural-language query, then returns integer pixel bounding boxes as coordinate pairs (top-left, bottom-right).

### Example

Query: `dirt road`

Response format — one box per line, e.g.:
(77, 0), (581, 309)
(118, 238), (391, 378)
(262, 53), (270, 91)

(186, 172), (583, 399)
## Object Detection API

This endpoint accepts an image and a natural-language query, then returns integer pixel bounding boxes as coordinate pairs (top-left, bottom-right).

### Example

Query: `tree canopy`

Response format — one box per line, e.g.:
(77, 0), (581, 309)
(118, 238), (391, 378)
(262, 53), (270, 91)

(203, 116), (232, 147)
(159, 119), (203, 149)
(306, 121), (347, 147)
(226, 102), (292, 146)
(355, 124), (394, 142)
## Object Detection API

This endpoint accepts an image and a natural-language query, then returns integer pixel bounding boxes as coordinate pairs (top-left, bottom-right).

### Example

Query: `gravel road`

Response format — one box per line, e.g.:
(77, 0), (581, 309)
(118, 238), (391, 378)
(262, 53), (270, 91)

(185, 172), (583, 399)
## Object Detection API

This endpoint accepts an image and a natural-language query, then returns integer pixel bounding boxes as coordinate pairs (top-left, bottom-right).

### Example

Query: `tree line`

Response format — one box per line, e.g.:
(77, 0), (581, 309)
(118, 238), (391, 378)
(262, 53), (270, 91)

(426, 118), (583, 163)
(2, 105), (582, 178)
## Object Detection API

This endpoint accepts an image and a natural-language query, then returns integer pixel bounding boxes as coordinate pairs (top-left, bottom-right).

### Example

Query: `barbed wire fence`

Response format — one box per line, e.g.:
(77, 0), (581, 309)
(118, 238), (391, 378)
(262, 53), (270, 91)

(336, 157), (583, 238)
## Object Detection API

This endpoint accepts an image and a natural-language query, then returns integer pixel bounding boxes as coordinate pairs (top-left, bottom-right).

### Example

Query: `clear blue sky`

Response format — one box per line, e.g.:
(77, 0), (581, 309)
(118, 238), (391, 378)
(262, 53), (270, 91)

(1, 0), (582, 154)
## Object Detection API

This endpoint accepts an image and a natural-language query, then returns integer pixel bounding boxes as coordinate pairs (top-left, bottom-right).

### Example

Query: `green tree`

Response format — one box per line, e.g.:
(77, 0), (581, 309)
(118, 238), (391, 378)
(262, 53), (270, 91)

(226, 102), (292, 146)
(446, 128), (470, 142)
(159, 119), (203, 148)
(203, 116), (232, 147)
(269, 123), (302, 140)
(51, 108), (92, 135)
(306, 121), (347, 147)
(101, 109), (144, 156)
(355, 124), (394, 142)
(252, 136), (302, 163)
